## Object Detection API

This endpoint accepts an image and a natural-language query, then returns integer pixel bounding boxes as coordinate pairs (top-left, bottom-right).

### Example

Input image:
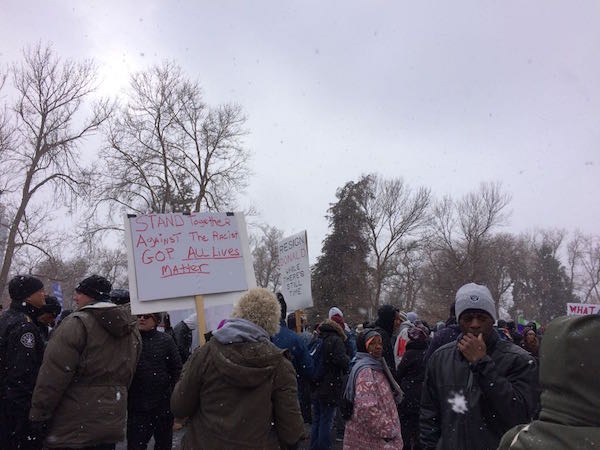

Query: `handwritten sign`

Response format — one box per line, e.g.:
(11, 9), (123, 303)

(278, 231), (313, 310)
(127, 212), (248, 301)
(567, 302), (600, 316)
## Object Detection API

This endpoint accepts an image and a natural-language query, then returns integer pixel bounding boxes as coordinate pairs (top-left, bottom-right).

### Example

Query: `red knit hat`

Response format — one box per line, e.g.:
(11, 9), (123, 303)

(331, 314), (345, 328)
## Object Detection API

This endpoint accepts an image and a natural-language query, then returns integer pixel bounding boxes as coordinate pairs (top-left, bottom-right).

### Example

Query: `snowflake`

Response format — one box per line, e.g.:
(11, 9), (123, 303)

(447, 391), (468, 414)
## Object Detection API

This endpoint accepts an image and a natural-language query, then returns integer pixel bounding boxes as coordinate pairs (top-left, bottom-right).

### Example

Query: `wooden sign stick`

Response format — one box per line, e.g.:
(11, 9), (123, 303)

(195, 295), (207, 346)
(295, 310), (303, 333)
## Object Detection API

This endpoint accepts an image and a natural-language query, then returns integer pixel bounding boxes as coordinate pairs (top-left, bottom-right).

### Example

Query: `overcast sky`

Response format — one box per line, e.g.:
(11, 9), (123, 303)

(2, 0), (599, 261)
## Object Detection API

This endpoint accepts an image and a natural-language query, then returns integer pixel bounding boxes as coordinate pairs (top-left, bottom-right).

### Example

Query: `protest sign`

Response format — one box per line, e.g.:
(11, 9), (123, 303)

(278, 230), (312, 310)
(127, 212), (247, 301)
(51, 282), (63, 308)
(567, 302), (600, 316)
(125, 212), (256, 316)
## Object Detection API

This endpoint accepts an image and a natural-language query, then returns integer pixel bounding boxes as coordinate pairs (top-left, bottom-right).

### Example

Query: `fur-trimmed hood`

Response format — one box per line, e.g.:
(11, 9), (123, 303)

(230, 288), (281, 336)
(319, 319), (347, 341)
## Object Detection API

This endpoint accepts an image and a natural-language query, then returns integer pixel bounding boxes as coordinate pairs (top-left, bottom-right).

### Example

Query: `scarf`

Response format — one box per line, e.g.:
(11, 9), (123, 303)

(343, 352), (404, 405)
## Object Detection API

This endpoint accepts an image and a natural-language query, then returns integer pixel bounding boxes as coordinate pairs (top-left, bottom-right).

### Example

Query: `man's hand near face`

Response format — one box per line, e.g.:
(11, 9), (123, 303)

(457, 333), (487, 363)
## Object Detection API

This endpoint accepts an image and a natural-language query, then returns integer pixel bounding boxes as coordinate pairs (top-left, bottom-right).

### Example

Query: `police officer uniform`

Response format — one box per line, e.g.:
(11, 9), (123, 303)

(0, 275), (46, 450)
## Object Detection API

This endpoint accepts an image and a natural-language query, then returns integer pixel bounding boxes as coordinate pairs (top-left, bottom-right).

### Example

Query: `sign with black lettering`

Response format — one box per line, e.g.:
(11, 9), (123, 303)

(278, 231), (312, 310)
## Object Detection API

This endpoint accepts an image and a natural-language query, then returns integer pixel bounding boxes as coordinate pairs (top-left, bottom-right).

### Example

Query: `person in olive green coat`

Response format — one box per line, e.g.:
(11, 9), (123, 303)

(29, 275), (142, 449)
(498, 314), (600, 450)
(171, 288), (304, 450)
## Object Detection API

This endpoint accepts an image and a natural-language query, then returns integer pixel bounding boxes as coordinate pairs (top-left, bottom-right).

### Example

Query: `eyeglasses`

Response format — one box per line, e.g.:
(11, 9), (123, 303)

(137, 314), (153, 320)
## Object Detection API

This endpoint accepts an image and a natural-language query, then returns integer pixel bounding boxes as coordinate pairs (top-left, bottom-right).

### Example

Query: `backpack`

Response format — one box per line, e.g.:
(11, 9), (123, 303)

(308, 337), (325, 382)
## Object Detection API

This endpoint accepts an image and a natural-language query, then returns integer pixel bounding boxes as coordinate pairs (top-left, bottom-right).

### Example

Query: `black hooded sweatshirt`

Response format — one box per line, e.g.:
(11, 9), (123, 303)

(373, 304), (397, 371)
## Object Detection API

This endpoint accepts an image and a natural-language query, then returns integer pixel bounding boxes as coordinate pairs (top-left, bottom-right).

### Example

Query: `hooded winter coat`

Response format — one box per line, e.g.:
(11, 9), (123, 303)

(420, 330), (537, 450)
(170, 318), (304, 449)
(312, 319), (350, 405)
(498, 315), (600, 450)
(29, 302), (141, 448)
(343, 367), (404, 450)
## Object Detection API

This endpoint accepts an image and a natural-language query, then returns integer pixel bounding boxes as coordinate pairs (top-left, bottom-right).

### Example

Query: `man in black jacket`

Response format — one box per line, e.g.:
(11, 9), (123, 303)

(36, 294), (61, 345)
(172, 312), (197, 364)
(0, 275), (46, 450)
(420, 283), (537, 450)
(397, 324), (429, 450)
(128, 312), (182, 450)
(373, 304), (403, 372)
(310, 319), (349, 450)
(423, 304), (461, 367)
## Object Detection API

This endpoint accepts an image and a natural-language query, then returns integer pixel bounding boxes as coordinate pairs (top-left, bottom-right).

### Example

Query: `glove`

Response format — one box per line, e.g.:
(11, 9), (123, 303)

(29, 420), (49, 442)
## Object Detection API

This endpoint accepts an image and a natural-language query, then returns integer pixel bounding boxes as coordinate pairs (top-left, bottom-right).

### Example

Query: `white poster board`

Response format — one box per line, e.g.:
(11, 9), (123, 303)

(278, 230), (313, 310)
(125, 212), (256, 315)
(127, 212), (247, 301)
(567, 302), (600, 316)
(168, 303), (233, 351)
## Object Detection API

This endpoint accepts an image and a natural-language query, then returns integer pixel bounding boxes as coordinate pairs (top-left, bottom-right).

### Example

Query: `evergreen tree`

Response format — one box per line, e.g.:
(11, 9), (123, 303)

(512, 243), (575, 324)
(311, 179), (371, 325)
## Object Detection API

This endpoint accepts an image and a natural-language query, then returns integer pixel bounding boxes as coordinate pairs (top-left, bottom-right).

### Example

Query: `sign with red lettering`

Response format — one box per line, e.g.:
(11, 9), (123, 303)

(566, 302), (600, 316)
(278, 230), (312, 310)
(126, 212), (248, 301)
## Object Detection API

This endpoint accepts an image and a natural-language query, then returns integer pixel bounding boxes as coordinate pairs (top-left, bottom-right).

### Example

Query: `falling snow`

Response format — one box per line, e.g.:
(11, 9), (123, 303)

(447, 391), (469, 414)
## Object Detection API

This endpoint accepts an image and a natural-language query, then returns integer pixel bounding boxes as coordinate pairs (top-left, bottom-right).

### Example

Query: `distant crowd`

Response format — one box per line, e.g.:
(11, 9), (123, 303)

(0, 275), (598, 450)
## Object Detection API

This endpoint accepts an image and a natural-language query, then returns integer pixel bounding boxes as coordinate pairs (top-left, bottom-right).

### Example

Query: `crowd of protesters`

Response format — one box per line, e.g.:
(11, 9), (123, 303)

(0, 274), (597, 450)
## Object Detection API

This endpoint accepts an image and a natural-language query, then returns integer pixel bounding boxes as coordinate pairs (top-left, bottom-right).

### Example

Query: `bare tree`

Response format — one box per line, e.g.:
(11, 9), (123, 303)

(90, 246), (128, 288)
(456, 182), (511, 280)
(358, 174), (431, 307)
(33, 255), (91, 311)
(0, 43), (111, 303)
(250, 224), (283, 291)
(89, 62), (250, 237)
(567, 231), (583, 295)
(423, 182), (511, 318)
(387, 240), (428, 312)
(568, 231), (600, 303)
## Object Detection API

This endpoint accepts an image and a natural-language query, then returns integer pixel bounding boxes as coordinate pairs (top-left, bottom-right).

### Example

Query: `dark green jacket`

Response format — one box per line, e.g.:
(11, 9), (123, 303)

(171, 335), (304, 449)
(498, 315), (600, 450)
(30, 302), (141, 448)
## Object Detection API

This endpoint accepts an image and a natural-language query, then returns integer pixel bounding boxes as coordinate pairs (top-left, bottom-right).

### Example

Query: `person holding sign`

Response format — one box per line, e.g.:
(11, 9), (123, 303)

(171, 288), (304, 449)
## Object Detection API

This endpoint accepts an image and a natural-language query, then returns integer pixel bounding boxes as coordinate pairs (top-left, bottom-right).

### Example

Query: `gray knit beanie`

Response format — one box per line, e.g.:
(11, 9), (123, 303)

(455, 283), (497, 321)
